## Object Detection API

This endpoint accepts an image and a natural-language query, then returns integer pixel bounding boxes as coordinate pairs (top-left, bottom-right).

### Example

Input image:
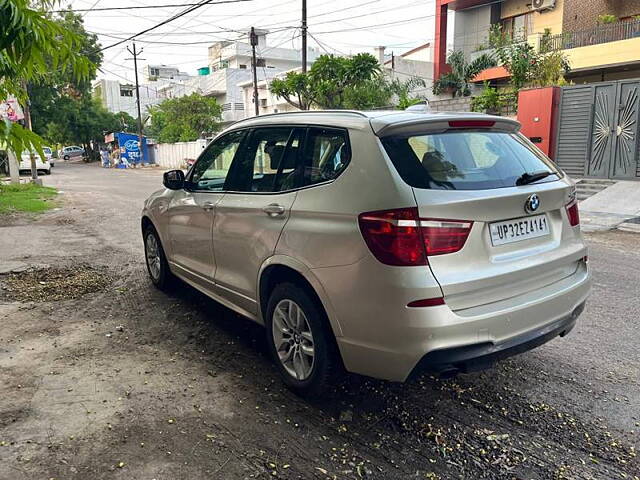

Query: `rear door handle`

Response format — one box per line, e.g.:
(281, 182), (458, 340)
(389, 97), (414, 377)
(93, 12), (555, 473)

(262, 203), (286, 216)
(202, 202), (215, 211)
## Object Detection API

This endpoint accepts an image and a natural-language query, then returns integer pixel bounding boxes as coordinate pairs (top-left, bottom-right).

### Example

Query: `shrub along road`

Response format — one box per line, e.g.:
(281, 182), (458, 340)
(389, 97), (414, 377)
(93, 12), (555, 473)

(0, 162), (638, 480)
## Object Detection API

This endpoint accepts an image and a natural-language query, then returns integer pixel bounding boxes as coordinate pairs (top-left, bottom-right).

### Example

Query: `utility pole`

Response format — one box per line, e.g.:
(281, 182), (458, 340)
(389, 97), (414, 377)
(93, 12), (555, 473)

(126, 42), (146, 166)
(301, 0), (308, 73)
(22, 82), (40, 185)
(250, 27), (259, 117)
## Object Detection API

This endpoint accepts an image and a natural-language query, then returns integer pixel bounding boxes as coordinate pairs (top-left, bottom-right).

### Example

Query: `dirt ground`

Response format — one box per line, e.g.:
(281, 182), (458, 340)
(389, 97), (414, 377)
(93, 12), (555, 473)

(1, 163), (638, 480)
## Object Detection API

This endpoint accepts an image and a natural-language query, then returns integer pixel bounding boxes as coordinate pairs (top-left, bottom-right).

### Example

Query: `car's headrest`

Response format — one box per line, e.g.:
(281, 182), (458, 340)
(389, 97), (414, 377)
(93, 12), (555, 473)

(266, 145), (298, 170)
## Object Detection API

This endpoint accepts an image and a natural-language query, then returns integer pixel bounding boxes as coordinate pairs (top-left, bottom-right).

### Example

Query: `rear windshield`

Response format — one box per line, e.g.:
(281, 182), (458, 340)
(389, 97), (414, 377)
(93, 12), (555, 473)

(381, 131), (560, 190)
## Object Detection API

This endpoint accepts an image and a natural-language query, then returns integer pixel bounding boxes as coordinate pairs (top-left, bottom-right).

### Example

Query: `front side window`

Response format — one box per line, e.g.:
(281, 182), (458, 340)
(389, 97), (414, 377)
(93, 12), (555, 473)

(225, 127), (303, 193)
(381, 131), (559, 190)
(188, 130), (245, 191)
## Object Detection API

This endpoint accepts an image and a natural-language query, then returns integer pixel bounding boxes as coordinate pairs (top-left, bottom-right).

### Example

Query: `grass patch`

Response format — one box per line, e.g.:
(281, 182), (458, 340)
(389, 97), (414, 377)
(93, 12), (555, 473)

(0, 183), (58, 214)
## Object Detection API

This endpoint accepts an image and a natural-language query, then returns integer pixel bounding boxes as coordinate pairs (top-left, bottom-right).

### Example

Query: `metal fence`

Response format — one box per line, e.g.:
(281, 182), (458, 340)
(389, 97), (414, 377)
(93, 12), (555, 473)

(546, 19), (640, 51)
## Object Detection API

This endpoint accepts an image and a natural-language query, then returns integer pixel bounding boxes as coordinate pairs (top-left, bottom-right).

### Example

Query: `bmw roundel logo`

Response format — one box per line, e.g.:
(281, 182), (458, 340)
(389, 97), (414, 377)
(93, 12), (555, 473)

(525, 193), (540, 213)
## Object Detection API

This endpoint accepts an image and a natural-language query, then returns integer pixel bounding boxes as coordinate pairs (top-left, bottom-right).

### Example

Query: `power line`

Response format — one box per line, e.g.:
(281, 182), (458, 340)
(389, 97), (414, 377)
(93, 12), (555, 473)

(92, 26), (296, 46)
(264, 0), (423, 30)
(97, 0), (255, 52)
(51, 0), (250, 13)
(312, 14), (436, 34)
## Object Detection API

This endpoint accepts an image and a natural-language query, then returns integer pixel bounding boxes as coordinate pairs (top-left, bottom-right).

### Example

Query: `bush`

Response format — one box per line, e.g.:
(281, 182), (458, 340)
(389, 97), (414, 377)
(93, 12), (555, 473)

(471, 82), (502, 113)
(598, 14), (617, 24)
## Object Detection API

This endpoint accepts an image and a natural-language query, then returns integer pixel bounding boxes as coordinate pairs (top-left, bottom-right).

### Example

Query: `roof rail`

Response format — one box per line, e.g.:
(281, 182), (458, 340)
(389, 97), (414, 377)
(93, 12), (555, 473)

(231, 109), (370, 126)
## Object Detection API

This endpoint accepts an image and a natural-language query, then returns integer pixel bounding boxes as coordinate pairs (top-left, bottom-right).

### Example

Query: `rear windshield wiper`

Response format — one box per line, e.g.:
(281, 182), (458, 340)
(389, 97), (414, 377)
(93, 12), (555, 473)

(516, 170), (555, 186)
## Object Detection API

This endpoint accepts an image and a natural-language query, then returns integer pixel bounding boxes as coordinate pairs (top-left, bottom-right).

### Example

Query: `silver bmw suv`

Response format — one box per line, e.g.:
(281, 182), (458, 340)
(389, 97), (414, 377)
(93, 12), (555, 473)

(141, 111), (590, 394)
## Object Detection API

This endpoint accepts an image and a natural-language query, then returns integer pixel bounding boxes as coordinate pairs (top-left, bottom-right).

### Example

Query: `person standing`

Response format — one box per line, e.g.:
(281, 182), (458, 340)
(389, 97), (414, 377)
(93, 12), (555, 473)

(100, 147), (111, 168)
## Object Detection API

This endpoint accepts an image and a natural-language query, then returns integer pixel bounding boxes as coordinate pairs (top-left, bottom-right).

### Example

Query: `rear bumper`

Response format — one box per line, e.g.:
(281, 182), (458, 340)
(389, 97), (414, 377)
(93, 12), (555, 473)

(410, 301), (584, 379)
(320, 257), (590, 382)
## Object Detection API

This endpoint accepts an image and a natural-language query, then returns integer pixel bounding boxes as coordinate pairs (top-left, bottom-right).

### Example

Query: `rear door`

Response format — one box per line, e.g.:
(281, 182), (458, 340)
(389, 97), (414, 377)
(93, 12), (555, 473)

(212, 126), (304, 316)
(381, 125), (585, 311)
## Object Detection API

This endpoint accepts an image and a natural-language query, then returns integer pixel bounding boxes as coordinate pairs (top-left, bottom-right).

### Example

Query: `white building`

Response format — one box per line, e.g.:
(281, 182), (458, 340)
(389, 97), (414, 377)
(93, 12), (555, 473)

(375, 44), (434, 102)
(159, 30), (320, 124)
(92, 79), (162, 119)
(145, 64), (192, 82)
(239, 69), (303, 117)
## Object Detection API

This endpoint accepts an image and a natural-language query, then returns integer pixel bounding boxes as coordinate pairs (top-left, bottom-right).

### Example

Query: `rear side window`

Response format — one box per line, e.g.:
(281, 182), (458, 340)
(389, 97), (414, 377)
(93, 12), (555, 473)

(381, 131), (559, 190)
(301, 127), (350, 187)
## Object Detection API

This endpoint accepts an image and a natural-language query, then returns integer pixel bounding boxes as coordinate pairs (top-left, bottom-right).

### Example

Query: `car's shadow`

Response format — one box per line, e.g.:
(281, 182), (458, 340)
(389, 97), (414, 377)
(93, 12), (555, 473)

(141, 273), (638, 478)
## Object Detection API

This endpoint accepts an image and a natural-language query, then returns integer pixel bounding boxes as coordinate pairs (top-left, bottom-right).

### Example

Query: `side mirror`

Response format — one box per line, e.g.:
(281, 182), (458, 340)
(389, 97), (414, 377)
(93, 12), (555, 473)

(163, 169), (185, 190)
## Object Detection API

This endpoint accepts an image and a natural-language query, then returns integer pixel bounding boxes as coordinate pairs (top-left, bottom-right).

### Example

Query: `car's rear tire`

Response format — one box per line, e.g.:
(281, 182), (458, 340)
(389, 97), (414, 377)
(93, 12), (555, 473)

(143, 225), (174, 290)
(63, 155), (70, 161)
(266, 282), (339, 396)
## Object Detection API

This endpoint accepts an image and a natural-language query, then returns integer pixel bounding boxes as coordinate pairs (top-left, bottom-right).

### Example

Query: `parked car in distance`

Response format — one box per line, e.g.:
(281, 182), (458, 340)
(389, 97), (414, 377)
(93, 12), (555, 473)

(61, 145), (84, 160)
(19, 150), (51, 175)
(141, 110), (591, 395)
(43, 146), (54, 167)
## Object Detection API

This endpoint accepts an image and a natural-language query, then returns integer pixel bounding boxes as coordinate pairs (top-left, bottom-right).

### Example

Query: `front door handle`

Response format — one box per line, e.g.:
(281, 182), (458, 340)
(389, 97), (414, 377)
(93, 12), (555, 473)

(202, 202), (215, 211)
(262, 203), (286, 216)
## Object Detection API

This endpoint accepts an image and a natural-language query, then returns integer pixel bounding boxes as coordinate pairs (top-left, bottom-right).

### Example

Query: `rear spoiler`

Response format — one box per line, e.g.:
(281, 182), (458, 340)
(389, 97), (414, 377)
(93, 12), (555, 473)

(370, 114), (520, 138)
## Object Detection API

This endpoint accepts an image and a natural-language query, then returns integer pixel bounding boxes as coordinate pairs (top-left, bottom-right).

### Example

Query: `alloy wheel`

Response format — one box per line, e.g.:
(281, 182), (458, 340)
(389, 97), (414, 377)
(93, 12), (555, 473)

(272, 299), (315, 380)
(145, 233), (161, 281)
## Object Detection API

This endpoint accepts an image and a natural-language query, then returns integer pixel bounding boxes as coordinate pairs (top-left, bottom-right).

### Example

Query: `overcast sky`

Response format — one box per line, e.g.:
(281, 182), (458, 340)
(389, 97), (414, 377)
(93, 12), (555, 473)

(68, 0), (437, 83)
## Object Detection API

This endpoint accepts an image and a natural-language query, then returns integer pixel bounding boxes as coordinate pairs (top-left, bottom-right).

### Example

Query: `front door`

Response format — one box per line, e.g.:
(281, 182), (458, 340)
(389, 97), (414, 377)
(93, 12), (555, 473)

(166, 130), (245, 286)
(212, 126), (305, 316)
(610, 80), (640, 179)
(586, 83), (617, 178)
(586, 81), (640, 179)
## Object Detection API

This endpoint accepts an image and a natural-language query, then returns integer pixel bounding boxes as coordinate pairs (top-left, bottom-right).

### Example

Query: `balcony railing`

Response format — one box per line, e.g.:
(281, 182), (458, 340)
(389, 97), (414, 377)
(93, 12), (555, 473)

(546, 19), (640, 51)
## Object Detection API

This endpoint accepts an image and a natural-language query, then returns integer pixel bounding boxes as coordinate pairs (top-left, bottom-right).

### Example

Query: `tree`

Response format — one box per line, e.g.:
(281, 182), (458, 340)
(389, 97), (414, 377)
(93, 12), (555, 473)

(42, 96), (136, 152)
(389, 77), (427, 110)
(28, 10), (103, 132)
(0, 0), (93, 164)
(270, 53), (385, 110)
(432, 50), (496, 98)
(268, 71), (314, 110)
(148, 93), (222, 143)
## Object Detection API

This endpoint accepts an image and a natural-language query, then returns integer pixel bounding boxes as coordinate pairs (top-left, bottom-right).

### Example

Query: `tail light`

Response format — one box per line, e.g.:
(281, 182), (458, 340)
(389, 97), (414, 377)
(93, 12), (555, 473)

(448, 120), (495, 128)
(358, 208), (473, 266)
(565, 200), (580, 227)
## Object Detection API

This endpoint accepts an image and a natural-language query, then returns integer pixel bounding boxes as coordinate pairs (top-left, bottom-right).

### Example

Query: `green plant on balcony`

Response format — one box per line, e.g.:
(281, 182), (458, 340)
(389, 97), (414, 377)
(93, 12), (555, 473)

(495, 41), (538, 90)
(530, 50), (571, 88)
(494, 38), (571, 91)
(539, 28), (553, 54)
(489, 24), (513, 49)
(598, 14), (618, 24)
(432, 50), (497, 98)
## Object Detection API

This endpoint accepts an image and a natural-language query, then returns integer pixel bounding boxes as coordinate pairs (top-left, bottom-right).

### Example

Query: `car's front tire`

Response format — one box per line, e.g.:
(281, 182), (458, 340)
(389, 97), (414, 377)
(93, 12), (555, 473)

(266, 283), (339, 396)
(63, 155), (70, 161)
(143, 225), (174, 290)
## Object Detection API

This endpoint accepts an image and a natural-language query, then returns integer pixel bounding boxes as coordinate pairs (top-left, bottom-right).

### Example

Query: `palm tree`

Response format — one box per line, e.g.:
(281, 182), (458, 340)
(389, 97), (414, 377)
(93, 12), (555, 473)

(432, 50), (496, 98)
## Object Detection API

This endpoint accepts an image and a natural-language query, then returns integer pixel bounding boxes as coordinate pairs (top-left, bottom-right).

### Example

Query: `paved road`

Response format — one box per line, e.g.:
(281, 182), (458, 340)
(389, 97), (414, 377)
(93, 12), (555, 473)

(1, 161), (638, 480)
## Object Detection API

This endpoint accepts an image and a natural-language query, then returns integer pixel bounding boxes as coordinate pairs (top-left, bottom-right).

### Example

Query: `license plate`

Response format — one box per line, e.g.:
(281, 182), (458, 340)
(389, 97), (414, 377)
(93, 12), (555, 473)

(489, 214), (550, 246)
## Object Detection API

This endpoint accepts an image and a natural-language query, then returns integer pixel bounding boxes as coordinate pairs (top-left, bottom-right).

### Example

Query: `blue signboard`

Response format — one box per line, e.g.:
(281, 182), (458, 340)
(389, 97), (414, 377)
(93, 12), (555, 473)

(115, 132), (148, 164)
